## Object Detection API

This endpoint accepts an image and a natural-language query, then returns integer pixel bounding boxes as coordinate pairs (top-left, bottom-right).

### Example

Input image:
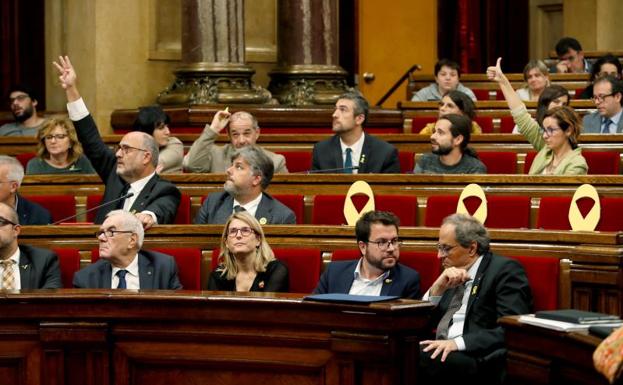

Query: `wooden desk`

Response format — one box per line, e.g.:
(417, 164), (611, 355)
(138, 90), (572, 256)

(500, 315), (607, 385)
(0, 290), (432, 385)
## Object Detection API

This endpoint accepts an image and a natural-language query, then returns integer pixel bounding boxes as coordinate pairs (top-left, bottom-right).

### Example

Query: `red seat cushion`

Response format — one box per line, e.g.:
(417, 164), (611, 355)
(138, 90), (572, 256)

(174, 194), (191, 224)
(87, 195), (103, 223)
(473, 116), (493, 133)
(583, 152), (620, 175)
(53, 248), (81, 288)
(16, 153), (36, 169)
(472, 89), (491, 101)
(478, 152), (517, 174)
(274, 151), (312, 173)
(312, 195), (418, 226)
(272, 194), (304, 224)
(426, 195), (531, 229)
(499, 116), (516, 133)
(399, 151), (415, 173)
(509, 255), (559, 311)
(523, 151), (537, 174)
(412, 116), (437, 132)
(23, 195), (76, 223)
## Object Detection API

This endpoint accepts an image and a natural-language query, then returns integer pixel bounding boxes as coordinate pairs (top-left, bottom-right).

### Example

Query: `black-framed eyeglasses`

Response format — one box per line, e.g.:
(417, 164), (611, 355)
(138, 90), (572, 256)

(540, 126), (562, 137)
(95, 229), (134, 238)
(592, 93), (614, 103)
(114, 144), (148, 155)
(367, 238), (402, 250)
(0, 216), (18, 227)
(44, 134), (68, 141)
(8, 94), (29, 104)
(437, 243), (459, 256)
(227, 227), (256, 238)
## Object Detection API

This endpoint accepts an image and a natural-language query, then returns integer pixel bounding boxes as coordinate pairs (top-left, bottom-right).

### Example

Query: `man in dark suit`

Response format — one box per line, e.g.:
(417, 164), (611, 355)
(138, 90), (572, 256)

(195, 145), (296, 225)
(0, 202), (61, 289)
(583, 76), (623, 134)
(419, 213), (533, 385)
(313, 211), (420, 298)
(73, 210), (182, 289)
(311, 92), (400, 173)
(53, 56), (180, 229)
(0, 155), (51, 225)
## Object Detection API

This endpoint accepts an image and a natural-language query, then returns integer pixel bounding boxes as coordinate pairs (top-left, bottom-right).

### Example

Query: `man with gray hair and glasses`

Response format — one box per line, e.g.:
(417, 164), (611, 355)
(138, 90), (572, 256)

(313, 210), (420, 298)
(73, 210), (182, 289)
(419, 213), (533, 385)
(53, 56), (180, 229)
(0, 155), (51, 225)
(194, 145), (295, 224)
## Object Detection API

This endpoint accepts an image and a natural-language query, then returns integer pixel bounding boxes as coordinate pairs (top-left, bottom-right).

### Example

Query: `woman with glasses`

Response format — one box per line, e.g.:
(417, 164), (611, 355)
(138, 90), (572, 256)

(208, 211), (288, 292)
(578, 54), (623, 100)
(132, 105), (183, 173)
(488, 58), (587, 175)
(26, 118), (96, 174)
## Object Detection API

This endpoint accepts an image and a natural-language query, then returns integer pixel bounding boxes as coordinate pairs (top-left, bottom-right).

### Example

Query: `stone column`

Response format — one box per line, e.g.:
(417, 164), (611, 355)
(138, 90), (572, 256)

(268, 0), (350, 105)
(158, 0), (270, 105)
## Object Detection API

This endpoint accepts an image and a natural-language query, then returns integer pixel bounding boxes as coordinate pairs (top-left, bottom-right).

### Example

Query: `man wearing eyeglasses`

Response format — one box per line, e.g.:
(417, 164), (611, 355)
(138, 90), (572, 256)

(53, 56), (181, 229)
(553, 37), (591, 74)
(313, 210), (420, 298)
(583, 75), (623, 134)
(73, 210), (182, 289)
(418, 214), (532, 385)
(0, 202), (61, 289)
(0, 84), (47, 137)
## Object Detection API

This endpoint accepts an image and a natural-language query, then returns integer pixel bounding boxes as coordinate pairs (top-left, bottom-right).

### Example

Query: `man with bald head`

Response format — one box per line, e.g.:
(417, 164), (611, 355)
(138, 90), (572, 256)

(0, 202), (61, 289)
(184, 109), (288, 173)
(53, 56), (180, 229)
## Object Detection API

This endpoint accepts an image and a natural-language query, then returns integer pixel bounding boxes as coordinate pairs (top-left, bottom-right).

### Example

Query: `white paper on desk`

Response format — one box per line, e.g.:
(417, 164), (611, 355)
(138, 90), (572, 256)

(518, 314), (591, 332)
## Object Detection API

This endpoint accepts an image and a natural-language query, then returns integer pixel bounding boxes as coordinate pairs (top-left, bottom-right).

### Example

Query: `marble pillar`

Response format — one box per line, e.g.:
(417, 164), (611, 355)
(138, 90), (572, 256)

(158, 0), (271, 105)
(268, 0), (350, 105)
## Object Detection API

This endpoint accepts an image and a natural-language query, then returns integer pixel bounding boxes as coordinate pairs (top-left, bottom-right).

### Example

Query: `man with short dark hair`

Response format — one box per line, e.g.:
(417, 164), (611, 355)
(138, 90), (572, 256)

(194, 145), (295, 224)
(413, 114), (486, 174)
(0, 202), (61, 289)
(411, 59), (477, 101)
(419, 213), (532, 385)
(73, 210), (182, 289)
(0, 155), (51, 225)
(0, 84), (47, 136)
(555, 37), (591, 74)
(53, 56), (181, 229)
(313, 210), (420, 298)
(185, 109), (288, 173)
(583, 75), (623, 133)
(312, 92), (400, 173)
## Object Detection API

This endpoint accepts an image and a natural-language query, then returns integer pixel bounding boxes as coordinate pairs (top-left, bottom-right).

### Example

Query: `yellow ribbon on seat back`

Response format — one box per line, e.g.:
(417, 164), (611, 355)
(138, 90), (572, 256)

(456, 183), (488, 224)
(569, 184), (601, 232)
(343, 181), (375, 226)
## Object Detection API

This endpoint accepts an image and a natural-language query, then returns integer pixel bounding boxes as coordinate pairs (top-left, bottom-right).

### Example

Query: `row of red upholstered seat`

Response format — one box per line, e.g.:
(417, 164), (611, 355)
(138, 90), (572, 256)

(470, 88), (587, 101)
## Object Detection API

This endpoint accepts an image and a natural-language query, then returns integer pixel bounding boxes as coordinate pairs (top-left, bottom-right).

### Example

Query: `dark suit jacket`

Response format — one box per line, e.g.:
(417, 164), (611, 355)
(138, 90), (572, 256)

(207, 260), (289, 292)
(72, 250), (182, 290)
(73, 115), (181, 224)
(194, 191), (296, 224)
(16, 195), (52, 225)
(311, 133), (400, 173)
(313, 260), (420, 299)
(430, 252), (533, 355)
(18, 244), (62, 289)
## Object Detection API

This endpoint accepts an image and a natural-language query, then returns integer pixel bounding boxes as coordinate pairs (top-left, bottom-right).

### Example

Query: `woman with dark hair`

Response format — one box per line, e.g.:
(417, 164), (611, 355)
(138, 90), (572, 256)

(488, 58), (587, 175)
(419, 90), (482, 135)
(208, 211), (288, 292)
(26, 118), (96, 174)
(578, 54), (623, 99)
(132, 105), (183, 173)
(511, 85), (570, 134)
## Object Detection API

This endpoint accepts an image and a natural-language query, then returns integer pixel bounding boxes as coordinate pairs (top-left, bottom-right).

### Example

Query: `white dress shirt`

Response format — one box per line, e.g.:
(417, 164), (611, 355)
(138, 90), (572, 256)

(339, 133), (365, 174)
(111, 254), (140, 289)
(348, 258), (390, 296)
(233, 193), (263, 218)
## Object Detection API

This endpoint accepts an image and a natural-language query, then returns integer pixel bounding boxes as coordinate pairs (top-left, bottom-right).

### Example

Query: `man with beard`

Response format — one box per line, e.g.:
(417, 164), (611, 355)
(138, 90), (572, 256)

(413, 114), (486, 174)
(311, 92), (400, 173)
(313, 210), (420, 298)
(194, 145), (295, 224)
(53, 55), (180, 229)
(0, 84), (47, 136)
(419, 213), (532, 384)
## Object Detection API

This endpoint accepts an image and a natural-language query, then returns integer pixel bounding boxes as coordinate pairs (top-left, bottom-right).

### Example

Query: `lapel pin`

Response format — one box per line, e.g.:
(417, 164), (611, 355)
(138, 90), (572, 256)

(384, 278), (392, 284)
(147, 271), (152, 275)
(471, 285), (478, 295)
(20, 264), (29, 269)
(259, 217), (267, 225)
(258, 281), (265, 289)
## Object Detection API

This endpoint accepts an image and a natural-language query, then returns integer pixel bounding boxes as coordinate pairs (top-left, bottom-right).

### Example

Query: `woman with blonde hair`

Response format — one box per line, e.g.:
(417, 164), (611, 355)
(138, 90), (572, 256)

(26, 117), (95, 174)
(208, 211), (289, 292)
(516, 60), (550, 101)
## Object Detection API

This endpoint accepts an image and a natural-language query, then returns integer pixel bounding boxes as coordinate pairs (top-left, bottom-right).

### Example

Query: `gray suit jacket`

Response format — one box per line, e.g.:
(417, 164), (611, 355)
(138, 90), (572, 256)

(72, 250), (182, 289)
(583, 111), (623, 133)
(194, 191), (296, 224)
(18, 245), (62, 289)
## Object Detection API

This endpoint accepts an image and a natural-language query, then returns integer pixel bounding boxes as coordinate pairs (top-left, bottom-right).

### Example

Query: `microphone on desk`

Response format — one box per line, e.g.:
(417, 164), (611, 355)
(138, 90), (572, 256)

(51, 192), (135, 225)
(299, 166), (360, 174)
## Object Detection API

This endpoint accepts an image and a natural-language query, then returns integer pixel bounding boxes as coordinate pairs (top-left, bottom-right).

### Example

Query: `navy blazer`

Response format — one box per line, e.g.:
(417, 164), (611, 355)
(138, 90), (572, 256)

(72, 250), (182, 290)
(16, 195), (52, 225)
(18, 244), (62, 289)
(73, 114), (181, 224)
(430, 252), (533, 355)
(313, 259), (420, 299)
(194, 191), (296, 224)
(311, 133), (400, 173)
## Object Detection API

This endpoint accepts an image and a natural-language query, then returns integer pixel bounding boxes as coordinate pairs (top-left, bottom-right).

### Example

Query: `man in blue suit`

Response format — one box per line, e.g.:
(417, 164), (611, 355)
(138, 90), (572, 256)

(73, 210), (181, 290)
(313, 210), (420, 298)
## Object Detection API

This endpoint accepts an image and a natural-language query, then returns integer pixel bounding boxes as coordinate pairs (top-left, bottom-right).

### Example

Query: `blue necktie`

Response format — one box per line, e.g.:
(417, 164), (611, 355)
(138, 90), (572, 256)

(602, 118), (613, 134)
(116, 269), (127, 289)
(344, 148), (353, 174)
